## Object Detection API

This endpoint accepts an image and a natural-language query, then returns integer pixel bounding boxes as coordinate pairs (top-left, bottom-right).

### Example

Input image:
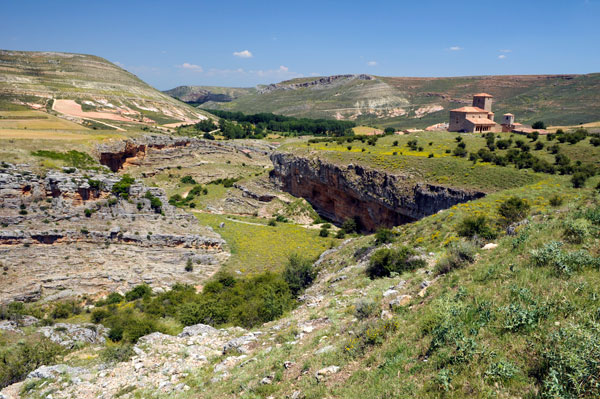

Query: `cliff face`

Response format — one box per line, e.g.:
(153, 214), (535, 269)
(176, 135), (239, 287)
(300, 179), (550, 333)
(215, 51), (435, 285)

(97, 135), (272, 172)
(270, 152), (485, 232)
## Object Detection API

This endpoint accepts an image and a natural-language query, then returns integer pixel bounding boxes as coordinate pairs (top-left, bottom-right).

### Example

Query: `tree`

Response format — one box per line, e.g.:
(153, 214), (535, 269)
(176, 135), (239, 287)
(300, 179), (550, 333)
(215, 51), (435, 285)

(532, 121), (546, 129)
(283, 254), (316, 296)
(384, 127), (395, 135)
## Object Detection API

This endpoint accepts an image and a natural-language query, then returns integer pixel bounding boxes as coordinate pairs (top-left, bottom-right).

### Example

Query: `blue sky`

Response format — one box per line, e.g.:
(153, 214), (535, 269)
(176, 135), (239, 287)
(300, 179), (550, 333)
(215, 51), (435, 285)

(2, 0), (599, 89)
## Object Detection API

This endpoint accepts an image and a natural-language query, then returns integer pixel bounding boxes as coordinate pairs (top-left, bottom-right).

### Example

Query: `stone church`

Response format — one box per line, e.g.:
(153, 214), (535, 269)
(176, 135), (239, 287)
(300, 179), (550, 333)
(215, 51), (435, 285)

(448, 93), (501, 133)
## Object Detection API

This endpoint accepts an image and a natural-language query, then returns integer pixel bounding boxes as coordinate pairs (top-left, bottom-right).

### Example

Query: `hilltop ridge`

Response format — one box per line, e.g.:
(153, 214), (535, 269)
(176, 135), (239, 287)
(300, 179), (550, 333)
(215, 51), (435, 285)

(169, 73), (600, 128)
(0, 50), (211, 127)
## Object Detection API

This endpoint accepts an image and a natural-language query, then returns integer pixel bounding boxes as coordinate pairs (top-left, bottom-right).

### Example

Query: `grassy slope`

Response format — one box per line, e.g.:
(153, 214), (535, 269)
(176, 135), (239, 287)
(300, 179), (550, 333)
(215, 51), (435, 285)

(279, 131), (600, 192)
(0, 49), (212, 123)
(200, 74), (600, 129)
(167, 175), (600, 399)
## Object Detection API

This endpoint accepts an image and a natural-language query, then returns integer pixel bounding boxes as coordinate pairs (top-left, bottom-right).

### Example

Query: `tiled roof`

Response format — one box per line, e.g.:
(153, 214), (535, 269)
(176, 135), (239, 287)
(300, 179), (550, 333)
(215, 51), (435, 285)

(465, 117), (497, 125)
(451, 106), (488, 113)
(473, 93), (493, 97)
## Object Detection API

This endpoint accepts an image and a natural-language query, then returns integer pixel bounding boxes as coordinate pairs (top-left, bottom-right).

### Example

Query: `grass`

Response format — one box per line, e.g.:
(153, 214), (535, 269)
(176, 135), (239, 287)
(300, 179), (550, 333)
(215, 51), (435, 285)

(282, 131), (600, 192)
(0, 110), (88, 130)
(163, 180), (600, 399)
(194, 212), (335, 275)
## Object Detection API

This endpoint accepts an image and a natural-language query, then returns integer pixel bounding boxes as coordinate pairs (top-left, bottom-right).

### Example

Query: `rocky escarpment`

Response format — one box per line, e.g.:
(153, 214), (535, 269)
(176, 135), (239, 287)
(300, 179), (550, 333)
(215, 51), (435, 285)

(270, 152), (485, 232)
(97, 135), (272, 172)
(258, 74), (374, 94)
(0, 164), (227, 303)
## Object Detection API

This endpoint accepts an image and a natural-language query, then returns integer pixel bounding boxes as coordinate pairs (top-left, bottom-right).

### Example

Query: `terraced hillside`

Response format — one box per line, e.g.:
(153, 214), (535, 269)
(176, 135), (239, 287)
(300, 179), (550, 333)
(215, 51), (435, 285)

(0, 50), (211, 127)
(192, 73), (600, 128)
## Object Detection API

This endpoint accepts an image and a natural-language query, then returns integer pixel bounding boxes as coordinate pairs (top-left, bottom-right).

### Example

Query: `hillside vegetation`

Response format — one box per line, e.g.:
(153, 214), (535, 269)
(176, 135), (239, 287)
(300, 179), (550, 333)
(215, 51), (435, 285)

(0, 50), (210, 126)
(188, 73), (600, 129)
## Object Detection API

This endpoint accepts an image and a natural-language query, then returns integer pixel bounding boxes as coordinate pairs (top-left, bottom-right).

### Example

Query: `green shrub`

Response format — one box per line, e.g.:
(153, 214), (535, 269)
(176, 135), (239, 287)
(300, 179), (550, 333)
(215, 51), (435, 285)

(457, 215), (497, 239)
(485, 360), (519, 382)
(50, 301), (82, 320)
(185, 258), (193, 272)
(319, 227), (329, 237)
(498, 197), (530, 225)
(180, 175), (197, 185)
(571, 172), (588, 188)
(530, 241), (598, 275)
(0, 338), (64, 388)
(548, 195), (563, 207)
(366, 246), (424, 279)
(111, 175), (135, 200)
(539, 324), (600, 398)
(144, 191), (162, 213)
(435, 241), (477, 275)
(100, 344), (134, 363)
(124, 284), (151, 302)
(283, 254), (316, 296)
(177, 272), (294, 329)
(91, 308), (111, 323)
(354, 300), (378, 320)
(375, 228), (394, 244)
(562, 218), (591, 244)
(341, 217), (359, 234)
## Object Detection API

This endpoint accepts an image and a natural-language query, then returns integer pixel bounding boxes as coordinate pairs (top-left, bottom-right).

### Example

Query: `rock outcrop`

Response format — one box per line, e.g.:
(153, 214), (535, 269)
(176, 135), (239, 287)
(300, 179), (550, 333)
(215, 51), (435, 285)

(96, 135), (271, 172)
(0, 163), (228, 303)
(270, 152), (485, 232)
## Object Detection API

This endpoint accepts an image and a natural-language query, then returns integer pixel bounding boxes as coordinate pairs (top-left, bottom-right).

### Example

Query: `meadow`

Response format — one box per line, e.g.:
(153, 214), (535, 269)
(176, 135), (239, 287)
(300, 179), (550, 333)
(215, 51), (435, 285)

(194, 212), (336, 276)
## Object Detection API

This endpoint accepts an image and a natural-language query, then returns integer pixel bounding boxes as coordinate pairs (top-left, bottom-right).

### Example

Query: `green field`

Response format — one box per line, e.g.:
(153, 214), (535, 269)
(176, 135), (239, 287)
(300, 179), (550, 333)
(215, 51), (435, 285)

(194, 212), (335, 275)
(280, 130), (600, 192)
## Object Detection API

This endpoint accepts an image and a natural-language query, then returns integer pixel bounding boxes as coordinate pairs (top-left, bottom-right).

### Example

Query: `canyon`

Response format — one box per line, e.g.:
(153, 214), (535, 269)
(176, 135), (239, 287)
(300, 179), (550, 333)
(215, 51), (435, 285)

(270, 152), (485, 232)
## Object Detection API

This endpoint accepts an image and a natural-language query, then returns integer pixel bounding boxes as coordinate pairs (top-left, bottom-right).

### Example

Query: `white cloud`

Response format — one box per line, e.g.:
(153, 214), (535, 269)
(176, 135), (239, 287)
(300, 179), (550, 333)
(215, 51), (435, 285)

(114, 61), (124, 67)
(499, 49), (512, 53)
(367, 61), (378, 66)
(180, 62), (203, 72)
(279, 65), (288, 72)
(498, 54), (507, 59)
(233, 50), (253, 58)
(449, 46), (463, 51)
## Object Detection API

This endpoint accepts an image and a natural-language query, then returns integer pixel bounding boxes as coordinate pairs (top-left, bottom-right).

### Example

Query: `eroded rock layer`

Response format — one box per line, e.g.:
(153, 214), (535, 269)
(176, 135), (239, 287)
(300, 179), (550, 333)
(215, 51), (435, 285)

(270, 152), (485, 232)
(0, 164), (228, 303)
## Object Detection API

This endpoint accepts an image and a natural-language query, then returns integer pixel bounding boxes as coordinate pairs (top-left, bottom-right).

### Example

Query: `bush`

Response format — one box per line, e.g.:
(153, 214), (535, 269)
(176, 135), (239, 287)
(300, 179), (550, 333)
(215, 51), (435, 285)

(180, 175), (197, 185)
(532, 121), (546, 129)
(457, 215), (497, 239)
(485, 360), (519, 382)
(125, 284), (151, 302)
(111, 175), (135, 200)
(341, 217), (359, 234)
(375, 228), (394, 244)
(562, 218), (591, 244)
(185, 258), (193, 272)
(354, 300), (378, 320)
(530, 241), (598, 275)
(571, 172), (588, 188)
(100, 344), (134, 364)
(549, 195), (563, 207)
(539, 324), (600, 398)
(319, 227), (329, 237)
(91, 308), (111, 323)
(144, 191), (162, 213)
(366, 246), (424, 279)
(0, 338), (64, 388)
(434, 241), (477, 275)
(498, 197), (530, 225)
(283, 254), (316, 296)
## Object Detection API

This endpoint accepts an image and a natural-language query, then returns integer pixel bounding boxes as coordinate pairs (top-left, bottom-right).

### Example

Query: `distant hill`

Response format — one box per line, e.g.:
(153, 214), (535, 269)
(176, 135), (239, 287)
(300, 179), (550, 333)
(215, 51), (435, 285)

(163, 86), (255, 106)
(0, 50), (211, 126)
(183, 73), (600, 128)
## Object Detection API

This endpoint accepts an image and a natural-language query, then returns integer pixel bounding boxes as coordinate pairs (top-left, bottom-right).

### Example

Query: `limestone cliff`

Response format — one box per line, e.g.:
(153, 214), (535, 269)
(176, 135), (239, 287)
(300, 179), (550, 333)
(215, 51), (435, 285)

(270, 152), (485, 232)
